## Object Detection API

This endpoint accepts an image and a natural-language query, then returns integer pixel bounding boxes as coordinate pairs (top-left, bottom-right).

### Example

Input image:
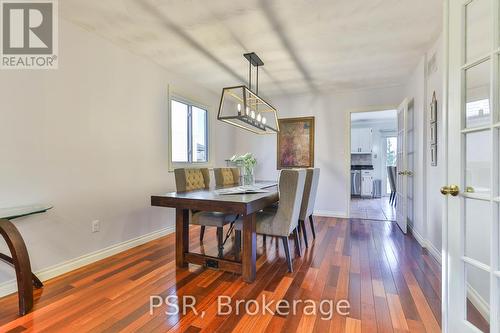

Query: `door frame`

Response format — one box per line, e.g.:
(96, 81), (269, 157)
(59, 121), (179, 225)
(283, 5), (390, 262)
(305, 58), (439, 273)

(442, 1), (450, 331)
(346, 106), (398, 218)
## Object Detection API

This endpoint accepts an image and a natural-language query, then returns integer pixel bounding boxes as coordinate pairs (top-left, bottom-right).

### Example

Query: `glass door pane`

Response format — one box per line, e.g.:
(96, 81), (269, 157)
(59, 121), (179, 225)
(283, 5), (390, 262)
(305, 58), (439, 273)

(465, 0), (492, 62)
(465, 263), (490, 332)
(465, 60), (491, 129)
(465, 130), (491, 195)
(465, 198), (492, 265)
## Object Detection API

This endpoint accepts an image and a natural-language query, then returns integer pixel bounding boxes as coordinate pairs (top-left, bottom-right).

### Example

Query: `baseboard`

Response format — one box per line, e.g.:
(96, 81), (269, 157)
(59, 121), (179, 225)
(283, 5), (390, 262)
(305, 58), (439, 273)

(467, 283), (490, 320)
(314, 210), (348, 218)
(408, 224), (442, 265)
(0, 226), (175, 298)
(408, 224), (427, 248)
(425, 242), (442, 265)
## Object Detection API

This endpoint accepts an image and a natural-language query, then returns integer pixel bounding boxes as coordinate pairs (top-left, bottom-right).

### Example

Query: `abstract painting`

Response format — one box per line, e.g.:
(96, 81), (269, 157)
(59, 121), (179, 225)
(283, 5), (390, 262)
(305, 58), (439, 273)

(277, 117), (315, 169)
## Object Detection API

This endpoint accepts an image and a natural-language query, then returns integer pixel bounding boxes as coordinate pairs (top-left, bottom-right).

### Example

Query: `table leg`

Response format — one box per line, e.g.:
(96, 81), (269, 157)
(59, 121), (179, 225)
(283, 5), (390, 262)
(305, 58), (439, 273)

(0, 219), (34, 316)
(242, 213), (256, 283)
(0, 253), (43, 288)
(175, 209), (189, 268)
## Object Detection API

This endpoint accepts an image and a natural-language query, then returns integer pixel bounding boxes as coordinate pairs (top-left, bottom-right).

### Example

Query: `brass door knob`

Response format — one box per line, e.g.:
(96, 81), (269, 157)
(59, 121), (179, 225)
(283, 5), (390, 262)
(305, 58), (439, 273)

(465, 186), (475, 193)
(440, 185), (460, 196)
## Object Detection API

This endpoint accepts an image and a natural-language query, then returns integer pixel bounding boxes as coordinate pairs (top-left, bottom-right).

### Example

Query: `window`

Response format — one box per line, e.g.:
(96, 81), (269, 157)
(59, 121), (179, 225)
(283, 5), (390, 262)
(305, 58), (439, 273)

(385, 136), (397, 194)
(170, 98), (208, 164)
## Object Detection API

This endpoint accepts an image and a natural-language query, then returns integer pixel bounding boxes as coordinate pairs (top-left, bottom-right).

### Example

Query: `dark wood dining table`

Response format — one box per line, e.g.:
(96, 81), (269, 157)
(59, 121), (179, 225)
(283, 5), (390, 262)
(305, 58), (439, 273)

(151, 183), (278, 283)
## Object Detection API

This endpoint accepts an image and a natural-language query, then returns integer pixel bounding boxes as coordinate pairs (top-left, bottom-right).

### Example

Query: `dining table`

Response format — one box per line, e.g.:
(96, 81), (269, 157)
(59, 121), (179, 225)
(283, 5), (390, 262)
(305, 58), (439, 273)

(151, 181), (278, 283)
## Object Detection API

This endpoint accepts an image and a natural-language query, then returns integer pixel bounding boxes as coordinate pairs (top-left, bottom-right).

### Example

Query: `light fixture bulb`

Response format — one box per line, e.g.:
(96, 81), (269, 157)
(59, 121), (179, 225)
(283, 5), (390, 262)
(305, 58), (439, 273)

(250, 110), (255, 119)
(257, 113), (262, 122)
(237, 103), (241, 112)
(246, 107), (249, 115)
(262, 117), (267, 125)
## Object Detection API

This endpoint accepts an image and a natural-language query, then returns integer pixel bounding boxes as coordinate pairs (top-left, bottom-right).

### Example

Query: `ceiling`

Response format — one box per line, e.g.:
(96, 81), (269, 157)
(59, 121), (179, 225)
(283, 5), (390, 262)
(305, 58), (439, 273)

(61, 0), (443, 97)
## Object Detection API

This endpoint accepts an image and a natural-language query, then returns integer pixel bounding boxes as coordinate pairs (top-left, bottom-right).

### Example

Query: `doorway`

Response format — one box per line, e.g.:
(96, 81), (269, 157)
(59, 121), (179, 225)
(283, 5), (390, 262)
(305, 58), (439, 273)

(349, 109), (397, 221)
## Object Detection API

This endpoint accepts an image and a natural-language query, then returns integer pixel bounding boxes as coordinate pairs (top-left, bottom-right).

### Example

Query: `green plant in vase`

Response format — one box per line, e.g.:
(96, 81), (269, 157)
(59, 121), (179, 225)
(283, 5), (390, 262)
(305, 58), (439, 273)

(230, 153), (257, 185)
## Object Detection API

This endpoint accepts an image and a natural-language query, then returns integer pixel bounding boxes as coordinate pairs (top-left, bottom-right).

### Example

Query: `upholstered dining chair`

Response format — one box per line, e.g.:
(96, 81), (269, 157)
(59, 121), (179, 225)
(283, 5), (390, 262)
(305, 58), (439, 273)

(387, 166), (397, 206)
(213, 168), (240, 187)
(297, 168), (320, 248)
(235, 169), (306, 272)
(174, 168), (237, 258)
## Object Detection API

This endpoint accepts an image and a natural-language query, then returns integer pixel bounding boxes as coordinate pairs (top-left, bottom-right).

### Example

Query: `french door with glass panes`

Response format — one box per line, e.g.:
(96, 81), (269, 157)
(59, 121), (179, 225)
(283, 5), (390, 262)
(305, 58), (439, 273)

(446, 0), (499, 332)
(396, 98), (414, 234)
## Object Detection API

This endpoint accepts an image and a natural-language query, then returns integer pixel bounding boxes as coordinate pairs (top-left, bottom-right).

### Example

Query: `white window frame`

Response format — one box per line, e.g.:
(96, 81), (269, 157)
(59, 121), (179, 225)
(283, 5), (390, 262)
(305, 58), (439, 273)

(168, 89), (213, 171)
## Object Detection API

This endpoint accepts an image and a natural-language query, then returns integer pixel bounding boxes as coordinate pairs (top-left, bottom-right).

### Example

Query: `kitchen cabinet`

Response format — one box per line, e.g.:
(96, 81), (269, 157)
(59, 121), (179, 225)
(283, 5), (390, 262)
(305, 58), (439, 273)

(351, 128), (373, 153)
(361, 170), (373, 197)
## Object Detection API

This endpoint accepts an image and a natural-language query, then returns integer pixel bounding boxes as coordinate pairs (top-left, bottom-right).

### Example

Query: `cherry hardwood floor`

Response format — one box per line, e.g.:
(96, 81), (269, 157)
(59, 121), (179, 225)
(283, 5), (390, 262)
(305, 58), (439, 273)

(0, 217), (446, 332)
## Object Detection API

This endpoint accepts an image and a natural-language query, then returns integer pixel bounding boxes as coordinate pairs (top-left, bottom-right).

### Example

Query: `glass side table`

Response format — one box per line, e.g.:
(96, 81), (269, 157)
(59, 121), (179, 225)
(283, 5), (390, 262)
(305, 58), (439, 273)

(0, 204), (52, 315)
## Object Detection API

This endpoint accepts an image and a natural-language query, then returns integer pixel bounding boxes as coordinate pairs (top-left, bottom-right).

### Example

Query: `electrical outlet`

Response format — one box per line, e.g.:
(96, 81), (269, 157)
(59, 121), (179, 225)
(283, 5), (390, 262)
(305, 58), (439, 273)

(91, 220), (100, 233)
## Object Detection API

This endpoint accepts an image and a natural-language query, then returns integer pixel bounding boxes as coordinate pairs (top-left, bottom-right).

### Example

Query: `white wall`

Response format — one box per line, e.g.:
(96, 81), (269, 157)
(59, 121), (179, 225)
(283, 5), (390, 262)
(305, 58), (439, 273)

(0, 19), (236, 286)
(233, 86), (406, 217)
(424, 34), (445, 255)
(402, 34), (444, 260)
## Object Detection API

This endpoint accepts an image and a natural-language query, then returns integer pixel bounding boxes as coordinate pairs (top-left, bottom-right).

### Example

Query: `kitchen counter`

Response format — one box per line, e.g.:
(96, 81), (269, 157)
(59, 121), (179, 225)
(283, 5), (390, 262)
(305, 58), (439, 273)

(351, 165), (374, 170)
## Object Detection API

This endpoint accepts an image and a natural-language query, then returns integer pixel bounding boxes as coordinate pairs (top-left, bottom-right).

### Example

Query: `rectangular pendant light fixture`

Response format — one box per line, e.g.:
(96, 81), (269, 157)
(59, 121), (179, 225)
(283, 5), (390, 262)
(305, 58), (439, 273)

(217, 53), (279, 134)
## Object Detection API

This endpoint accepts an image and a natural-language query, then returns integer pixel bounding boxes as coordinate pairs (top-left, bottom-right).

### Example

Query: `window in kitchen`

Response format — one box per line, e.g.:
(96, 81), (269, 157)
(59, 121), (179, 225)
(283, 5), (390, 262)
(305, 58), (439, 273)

(386, 136), (397, 194)
(170, 98), (209, 165)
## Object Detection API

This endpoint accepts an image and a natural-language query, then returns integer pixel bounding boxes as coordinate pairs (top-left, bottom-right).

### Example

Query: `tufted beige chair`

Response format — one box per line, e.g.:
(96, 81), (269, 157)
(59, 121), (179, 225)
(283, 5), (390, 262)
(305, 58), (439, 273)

(214, 168), (240, 187)
(174, 168), (236, 257)
(297, 168), (320, 248)
(235, 169), (306, 272)
(174, 168), (210, 192)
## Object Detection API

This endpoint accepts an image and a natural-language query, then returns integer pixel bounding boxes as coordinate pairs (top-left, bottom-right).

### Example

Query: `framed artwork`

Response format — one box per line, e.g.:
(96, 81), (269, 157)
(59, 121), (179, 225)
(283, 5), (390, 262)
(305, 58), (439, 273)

(277, 116), (315, 169)
(430, 91), (438, 166)
(430, 144), (437, 166)
(430, 122), (437, 144)
(430, 92), (437, 122)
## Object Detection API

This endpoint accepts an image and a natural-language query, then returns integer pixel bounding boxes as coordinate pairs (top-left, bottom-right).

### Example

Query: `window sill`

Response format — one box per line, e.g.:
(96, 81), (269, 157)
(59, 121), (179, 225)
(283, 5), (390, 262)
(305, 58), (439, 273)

(168, 161), (214, 172)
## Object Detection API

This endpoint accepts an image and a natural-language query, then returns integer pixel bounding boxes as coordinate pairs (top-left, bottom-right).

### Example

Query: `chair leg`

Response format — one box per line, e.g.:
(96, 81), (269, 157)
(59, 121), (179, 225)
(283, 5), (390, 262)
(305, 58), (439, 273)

(262, 234), (266, 243)
(281, 236), (293, 273)
(299, 220), (308, 248)
(309, 215), (316, 239)
(216, 227), (224, 258)
(293, 228), (302, 257)
(234, 230), (241, 261)
(199, 226), (206, 242)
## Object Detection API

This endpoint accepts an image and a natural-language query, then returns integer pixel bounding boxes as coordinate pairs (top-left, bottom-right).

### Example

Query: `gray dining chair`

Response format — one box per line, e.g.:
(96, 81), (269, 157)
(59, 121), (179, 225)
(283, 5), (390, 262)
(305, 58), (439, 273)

(298, 168), (320, 248)
(174, 168), (237, 258)
(235, 169), (306, 272)
(387, 166), (397, 206)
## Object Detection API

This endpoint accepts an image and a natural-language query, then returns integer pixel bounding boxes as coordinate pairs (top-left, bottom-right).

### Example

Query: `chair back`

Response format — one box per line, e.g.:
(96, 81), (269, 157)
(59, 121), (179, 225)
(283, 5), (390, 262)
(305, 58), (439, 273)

(387, 166), (396, 192)
(214, 168), (240, 187)
(299, 168), (320, 220)
(271, 169), (306, 237)
(174, 168), (210, 192)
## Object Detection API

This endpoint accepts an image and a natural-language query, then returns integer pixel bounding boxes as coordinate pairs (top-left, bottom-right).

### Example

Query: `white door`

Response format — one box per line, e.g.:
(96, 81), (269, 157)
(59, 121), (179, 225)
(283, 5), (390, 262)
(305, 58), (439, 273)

(396, 98), (410, 233)
(446, 0), (499, 332)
